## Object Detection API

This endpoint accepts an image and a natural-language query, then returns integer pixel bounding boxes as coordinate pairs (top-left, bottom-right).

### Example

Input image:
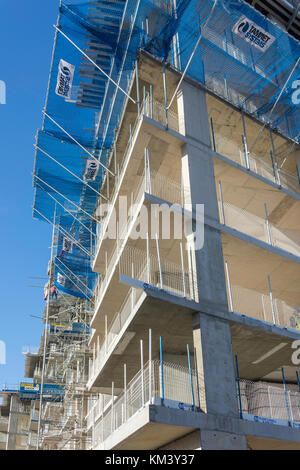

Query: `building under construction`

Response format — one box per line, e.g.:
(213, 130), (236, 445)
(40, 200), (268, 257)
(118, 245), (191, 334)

(2, 0), (300, 450)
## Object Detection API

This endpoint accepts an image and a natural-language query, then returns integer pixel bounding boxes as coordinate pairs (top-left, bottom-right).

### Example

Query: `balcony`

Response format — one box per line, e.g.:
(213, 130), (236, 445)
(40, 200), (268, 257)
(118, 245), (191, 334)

(92, 359), (201, 449)
(238, 379), (300, 428)
(228, 283), (300, 332)
(218, 199), (300, 258)
(93, 96), (181, 270)
(208, 94), (300, 197)
(89, 243), (196, 388)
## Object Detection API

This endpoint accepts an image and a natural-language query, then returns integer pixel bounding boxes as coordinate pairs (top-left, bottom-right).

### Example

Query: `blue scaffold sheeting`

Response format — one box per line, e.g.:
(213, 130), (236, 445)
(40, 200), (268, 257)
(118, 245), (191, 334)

(33, 0), (300, 300)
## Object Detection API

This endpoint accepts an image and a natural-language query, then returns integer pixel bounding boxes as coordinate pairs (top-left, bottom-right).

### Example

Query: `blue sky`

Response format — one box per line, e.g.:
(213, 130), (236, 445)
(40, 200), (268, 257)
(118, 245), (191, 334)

(0, 0), (83, 386)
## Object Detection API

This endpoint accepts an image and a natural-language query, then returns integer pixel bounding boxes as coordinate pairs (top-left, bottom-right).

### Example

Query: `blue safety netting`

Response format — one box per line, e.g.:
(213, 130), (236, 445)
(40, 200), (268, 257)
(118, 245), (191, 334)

(34, 129), (100, 222)
(167, 0), (300, 140)
(54, 215), (98, 299)
(33, 0), (300, 299)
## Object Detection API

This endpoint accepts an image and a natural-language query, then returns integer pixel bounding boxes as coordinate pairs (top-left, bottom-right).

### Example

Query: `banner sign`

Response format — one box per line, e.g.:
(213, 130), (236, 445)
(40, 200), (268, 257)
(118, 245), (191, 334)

(55, 59), (75, 98)
(20, 383), (65, 401)
(232, 16), (276, 52)
(63, 237), (73, 253)
(83, 158), (100, 182)
(57, 273), (66, 287)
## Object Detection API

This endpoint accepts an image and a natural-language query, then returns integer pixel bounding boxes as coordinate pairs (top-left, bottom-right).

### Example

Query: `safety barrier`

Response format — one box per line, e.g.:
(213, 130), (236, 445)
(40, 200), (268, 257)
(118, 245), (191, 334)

(93, 359), (200, 447)
(237, 379), (300, 426)
(218, 199), (300, 258)
(228, 283), (300, 332)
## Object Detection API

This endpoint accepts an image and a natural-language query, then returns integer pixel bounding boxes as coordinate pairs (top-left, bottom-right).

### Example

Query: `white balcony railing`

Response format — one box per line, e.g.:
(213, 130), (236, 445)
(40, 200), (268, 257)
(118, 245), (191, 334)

(213, 132), (300, 195)
(92, 240), (195, 333)
(218, 200), (300, 258)
(89, 286), (145, 384)
(238, 379), (300, 425)
(93, 360), (201, 448)
(229, 283), (300, 331)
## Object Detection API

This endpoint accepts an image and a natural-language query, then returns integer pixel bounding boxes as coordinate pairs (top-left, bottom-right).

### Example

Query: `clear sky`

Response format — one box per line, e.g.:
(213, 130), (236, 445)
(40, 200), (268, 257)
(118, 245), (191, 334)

(0, 0), (83, 387)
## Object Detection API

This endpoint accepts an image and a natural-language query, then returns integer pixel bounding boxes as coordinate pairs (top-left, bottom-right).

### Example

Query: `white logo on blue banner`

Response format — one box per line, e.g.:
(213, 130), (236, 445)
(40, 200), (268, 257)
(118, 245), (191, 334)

(232, 16), (275, 52)
(63, 237), (73, 253)
(57, 273), (66, 287)
(55, 59), (75, 99)
(84, 158), (100, 182)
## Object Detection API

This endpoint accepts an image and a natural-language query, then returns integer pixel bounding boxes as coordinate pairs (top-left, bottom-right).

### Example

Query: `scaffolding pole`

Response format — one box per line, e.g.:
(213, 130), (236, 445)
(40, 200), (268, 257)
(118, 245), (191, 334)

(37, 204), (57, 449)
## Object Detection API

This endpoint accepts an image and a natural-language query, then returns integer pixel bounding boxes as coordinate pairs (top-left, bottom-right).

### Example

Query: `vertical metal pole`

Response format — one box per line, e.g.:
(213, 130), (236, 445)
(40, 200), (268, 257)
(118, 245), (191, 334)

(114, 140), (117, 178)
(155, 234), (163, 289)
(218, 180), (226, 225)
(241, 110), (250, 169)
(163, 62), (169, 129)
(180, 242), (186, 297)
(144, 148), (147, 192)
(105, 315), (108, 355)
(124, 364), (127, 421)
(101, 394), (104, 444)
(224, 74), (229, 100)
(135, 60), (140, 115)
(268, 275), (277, 325)
(160, 336), (164, 403)
(111, 382), (115, 432)
(235, 354), (243, 419)
(146, 232), (150, 284)
(242, 135), (248, 168)
(141, 340), (145, 406)
(296, 371), (300, 392)
(187, 344), (195, 410)
(194, 348), (201, 409)
(270, 151), (277, 184)
(225, 261), (234, 312)
(282, 367), (292, 425)
(150, 85), (153, 119)
(37, 204), (57, 450)
(130, 124), (132, 148)
(296, 164), (300, 185)
(147, 148), (152, 194)
(143, 86), (146, 115)
(149, 329), (152, 403)
(273, 151), (281, 187)
(264, 203), (272, 245)
(269, 128), (281, 185)
(210, 118), (216, 152)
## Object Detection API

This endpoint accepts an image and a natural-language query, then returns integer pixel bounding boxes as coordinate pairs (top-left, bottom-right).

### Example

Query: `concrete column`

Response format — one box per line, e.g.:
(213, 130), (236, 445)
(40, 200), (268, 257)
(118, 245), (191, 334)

(177, 80), (228, 308)
(6, 395), (20, 450)
(193, 312), (239, 418)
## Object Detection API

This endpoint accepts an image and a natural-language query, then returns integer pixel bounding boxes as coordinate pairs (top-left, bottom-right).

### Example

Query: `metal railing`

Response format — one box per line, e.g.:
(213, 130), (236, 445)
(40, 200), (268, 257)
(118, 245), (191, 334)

(119, 245), (193, 298)
(229, 283), (300, 331)
(89, 286), (145, 384)
(93, 360), (200, 448)
(94, 163), (182, 261)
(211, 129), (300, 195)
(94, 92), (179, 252)
(93, 170), (187, 315)
(218, 199), (300, 258)
(86, 394), (113, 431)
(237, 379), (300, 425)
(142, 95), (179, 133)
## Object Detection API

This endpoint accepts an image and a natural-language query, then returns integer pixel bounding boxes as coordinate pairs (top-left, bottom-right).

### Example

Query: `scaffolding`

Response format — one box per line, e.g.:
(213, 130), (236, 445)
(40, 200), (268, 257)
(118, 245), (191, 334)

(4, 0), (299, 451)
